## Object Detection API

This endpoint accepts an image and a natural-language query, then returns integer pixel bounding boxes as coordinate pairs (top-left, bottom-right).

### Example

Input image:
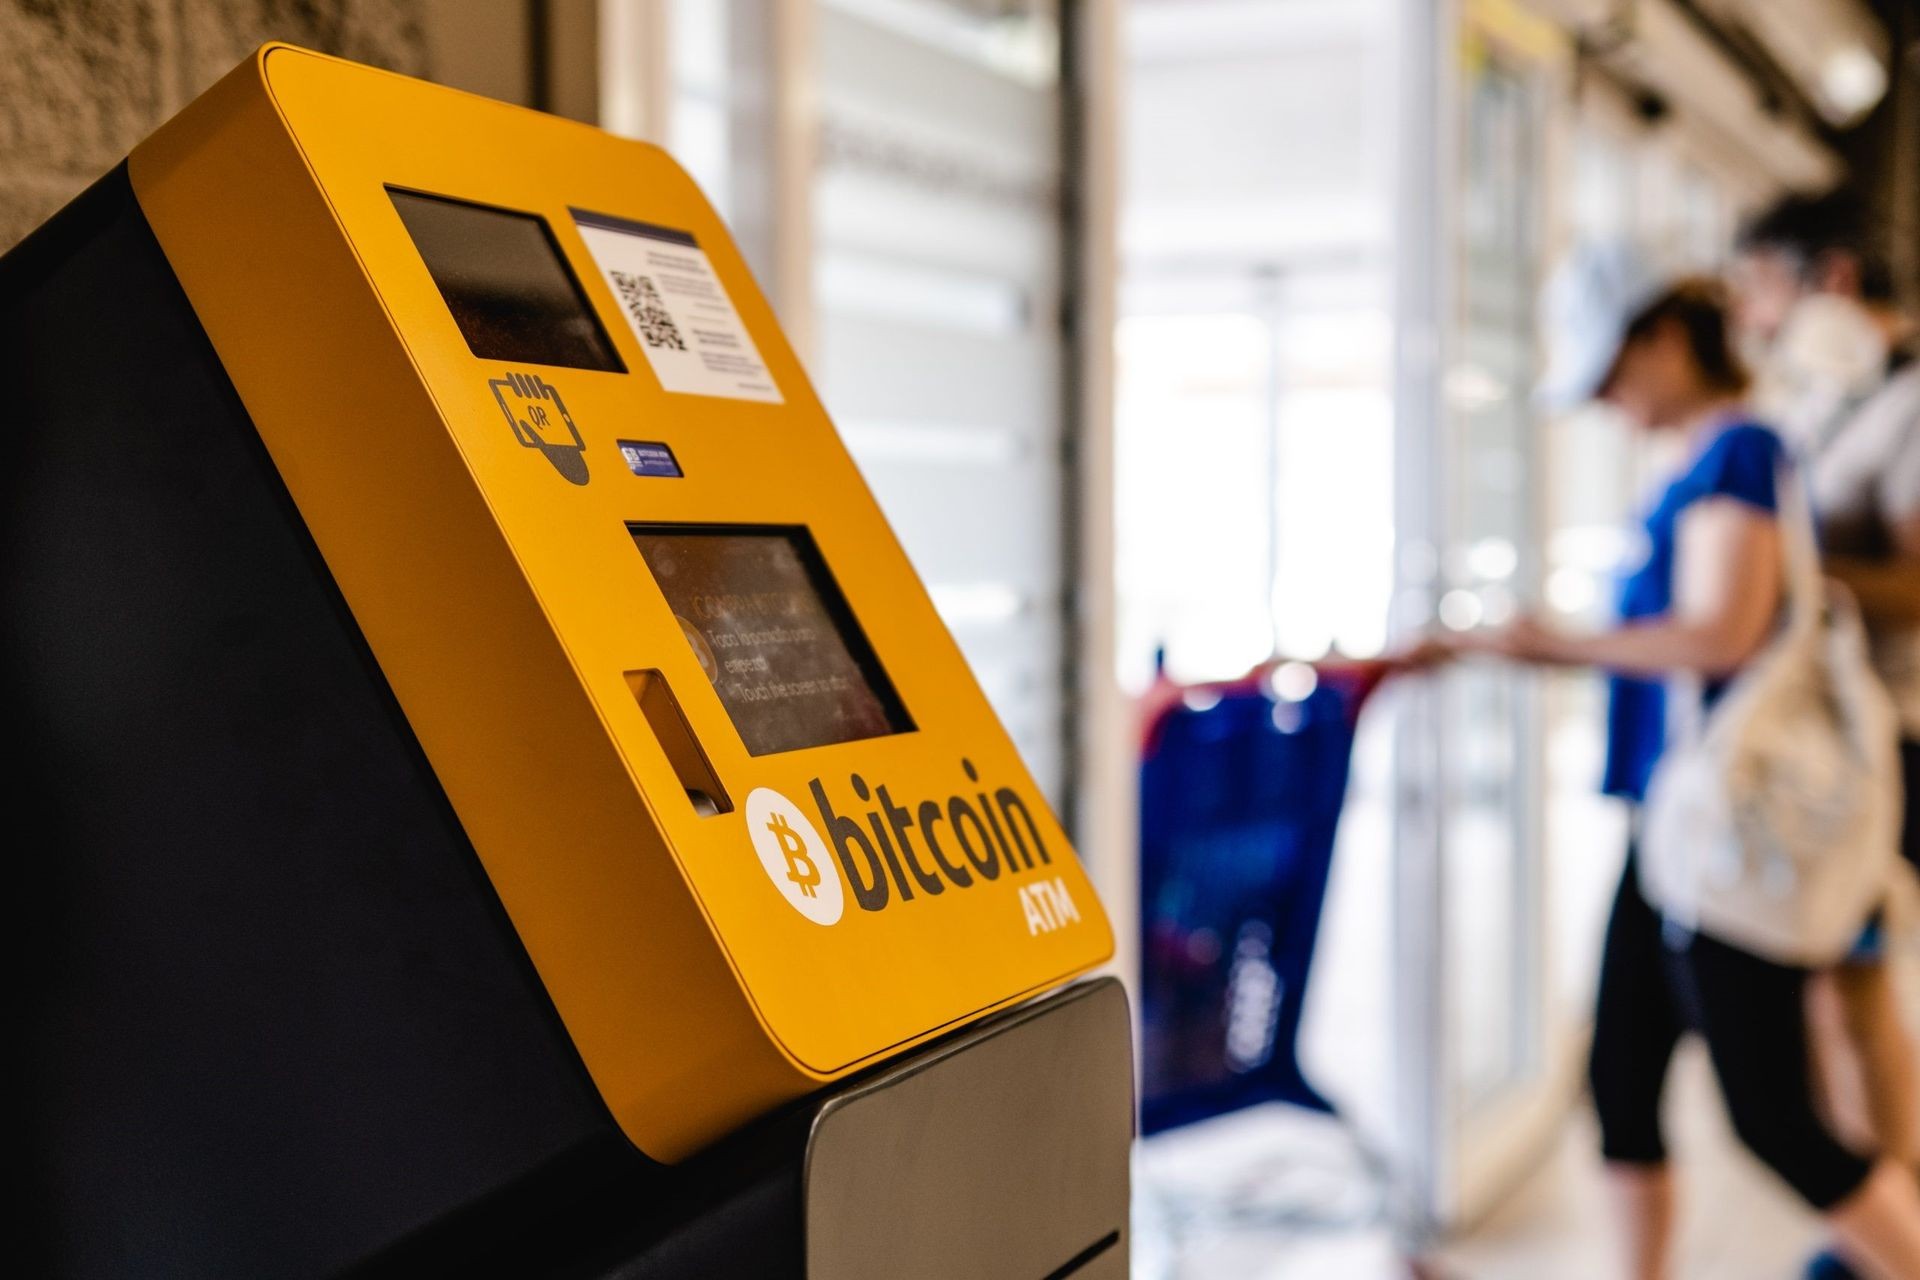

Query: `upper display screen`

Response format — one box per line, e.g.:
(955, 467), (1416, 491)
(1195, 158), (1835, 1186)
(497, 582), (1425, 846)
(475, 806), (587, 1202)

(389, 189), (624, 373)
(630, 526), (913, 756)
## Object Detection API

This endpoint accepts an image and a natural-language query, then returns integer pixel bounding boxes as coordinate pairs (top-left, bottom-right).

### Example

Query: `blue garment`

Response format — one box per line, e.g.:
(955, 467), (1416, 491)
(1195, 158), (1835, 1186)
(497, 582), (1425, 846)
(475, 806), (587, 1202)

(1603, 421), (1786, 800)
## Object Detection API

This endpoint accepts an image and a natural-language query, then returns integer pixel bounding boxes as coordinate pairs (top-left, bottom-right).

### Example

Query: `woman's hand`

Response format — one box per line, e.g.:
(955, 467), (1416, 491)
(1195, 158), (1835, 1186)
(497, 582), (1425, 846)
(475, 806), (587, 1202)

(1451, 614), (1575, 666)
(1385, 632), (1461, 672)
(1480, 614), (1568, 665)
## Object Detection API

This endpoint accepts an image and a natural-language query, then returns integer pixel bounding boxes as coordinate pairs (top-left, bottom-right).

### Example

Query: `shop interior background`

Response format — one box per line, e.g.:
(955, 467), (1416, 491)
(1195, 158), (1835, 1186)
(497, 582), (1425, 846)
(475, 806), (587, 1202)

(6, 0), (1915, 1275)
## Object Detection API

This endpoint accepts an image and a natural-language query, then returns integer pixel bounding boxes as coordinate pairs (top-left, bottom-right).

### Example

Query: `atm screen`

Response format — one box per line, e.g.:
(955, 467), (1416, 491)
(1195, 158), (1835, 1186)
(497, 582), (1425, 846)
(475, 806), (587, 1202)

(390, 189), (624, 373)
(631, 526), (913, 756)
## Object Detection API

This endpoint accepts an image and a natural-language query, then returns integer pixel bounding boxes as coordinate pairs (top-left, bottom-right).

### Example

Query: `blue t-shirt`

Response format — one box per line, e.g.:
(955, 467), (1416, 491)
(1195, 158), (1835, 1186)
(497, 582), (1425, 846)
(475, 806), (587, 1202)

(1603, 420), (1785, 801)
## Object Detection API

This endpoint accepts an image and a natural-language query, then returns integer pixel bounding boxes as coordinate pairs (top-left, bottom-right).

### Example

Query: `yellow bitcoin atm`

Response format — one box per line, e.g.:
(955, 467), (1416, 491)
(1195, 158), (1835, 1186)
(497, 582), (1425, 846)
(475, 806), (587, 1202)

(3, 45), (1129, 1279)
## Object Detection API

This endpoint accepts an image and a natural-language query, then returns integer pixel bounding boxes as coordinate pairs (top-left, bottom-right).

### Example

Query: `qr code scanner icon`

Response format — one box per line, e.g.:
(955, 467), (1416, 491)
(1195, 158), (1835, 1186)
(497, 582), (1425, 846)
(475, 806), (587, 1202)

(490, 371), (589, 485)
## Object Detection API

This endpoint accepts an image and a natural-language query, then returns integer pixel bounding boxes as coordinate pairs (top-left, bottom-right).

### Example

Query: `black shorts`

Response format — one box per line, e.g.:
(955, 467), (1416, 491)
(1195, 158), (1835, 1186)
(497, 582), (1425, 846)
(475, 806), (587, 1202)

(1588, 849), (1874, 1211)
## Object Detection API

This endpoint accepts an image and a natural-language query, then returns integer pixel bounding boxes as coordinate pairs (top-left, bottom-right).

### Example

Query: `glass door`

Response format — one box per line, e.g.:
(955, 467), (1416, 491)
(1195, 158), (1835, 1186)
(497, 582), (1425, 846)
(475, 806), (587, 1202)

(1436, 29), (1557, 1219)
(1390, 0), (1582, 1232)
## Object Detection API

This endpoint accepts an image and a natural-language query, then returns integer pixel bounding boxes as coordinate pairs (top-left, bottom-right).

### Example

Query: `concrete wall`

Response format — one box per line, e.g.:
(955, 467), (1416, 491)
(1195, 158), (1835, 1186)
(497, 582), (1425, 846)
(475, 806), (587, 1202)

(0, 0), (539, 251)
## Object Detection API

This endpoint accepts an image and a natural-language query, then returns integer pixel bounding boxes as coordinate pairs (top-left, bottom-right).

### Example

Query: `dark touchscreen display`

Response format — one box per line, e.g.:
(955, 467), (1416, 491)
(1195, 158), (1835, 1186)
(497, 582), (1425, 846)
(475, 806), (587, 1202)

(390, 189), (623, 372)
(630, 525), (913, 756)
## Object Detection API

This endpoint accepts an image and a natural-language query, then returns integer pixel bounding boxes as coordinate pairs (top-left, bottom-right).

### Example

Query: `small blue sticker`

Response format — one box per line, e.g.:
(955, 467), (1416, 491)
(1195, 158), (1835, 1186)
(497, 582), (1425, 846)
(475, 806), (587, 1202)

(617, 440), (683, 478)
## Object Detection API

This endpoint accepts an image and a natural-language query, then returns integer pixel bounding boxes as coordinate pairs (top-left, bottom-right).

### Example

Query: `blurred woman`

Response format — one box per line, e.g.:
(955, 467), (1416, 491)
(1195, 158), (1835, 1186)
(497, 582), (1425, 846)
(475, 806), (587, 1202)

(1473, 254), (1920, 1280)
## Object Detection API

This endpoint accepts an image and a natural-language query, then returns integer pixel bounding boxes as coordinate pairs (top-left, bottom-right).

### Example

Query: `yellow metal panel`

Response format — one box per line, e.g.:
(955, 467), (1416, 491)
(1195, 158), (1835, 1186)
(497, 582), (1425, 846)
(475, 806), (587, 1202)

(129, 45), (1111, 1160)
(1465, 0), (1572, 67)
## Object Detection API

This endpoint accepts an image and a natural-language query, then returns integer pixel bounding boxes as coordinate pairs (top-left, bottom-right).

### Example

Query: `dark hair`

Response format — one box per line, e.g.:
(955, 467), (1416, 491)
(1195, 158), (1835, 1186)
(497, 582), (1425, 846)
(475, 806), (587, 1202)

(1737, 188), (1895, 302)
(1621, 277), (1750, 395)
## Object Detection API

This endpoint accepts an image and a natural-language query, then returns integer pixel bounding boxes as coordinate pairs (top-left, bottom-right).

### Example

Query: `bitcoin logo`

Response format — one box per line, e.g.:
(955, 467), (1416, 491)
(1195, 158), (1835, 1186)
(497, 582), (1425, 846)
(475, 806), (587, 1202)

(766, 813), (821, 897)
(745, 788), (844, 925)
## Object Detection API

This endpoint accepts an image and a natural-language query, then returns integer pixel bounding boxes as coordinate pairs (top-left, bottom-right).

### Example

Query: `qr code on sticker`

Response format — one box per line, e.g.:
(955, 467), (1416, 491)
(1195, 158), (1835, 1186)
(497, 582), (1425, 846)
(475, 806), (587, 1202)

(610, 271), (687, 351)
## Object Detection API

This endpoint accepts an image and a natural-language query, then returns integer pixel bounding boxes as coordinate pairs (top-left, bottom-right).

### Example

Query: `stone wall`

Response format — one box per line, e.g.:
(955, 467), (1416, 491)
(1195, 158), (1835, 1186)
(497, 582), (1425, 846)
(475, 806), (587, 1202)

(0, 0), (432, 250)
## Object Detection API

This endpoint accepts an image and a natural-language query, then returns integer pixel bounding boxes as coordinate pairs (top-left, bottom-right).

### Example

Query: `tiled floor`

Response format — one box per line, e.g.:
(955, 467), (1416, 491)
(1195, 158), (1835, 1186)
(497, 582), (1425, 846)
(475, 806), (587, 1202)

(1135, 1043), (1827, 1279)
(1438, 1044), (1823, 1280)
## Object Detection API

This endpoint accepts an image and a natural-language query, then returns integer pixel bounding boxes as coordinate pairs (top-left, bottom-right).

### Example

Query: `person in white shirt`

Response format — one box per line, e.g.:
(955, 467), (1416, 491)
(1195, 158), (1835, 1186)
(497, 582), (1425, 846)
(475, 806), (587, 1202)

(1732, 190), (1920, 1280)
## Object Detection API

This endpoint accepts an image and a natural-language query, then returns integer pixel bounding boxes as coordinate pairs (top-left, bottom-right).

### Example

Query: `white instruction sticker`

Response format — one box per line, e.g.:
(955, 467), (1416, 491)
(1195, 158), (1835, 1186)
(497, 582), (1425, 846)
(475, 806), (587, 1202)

(571, 209), (782, 404)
